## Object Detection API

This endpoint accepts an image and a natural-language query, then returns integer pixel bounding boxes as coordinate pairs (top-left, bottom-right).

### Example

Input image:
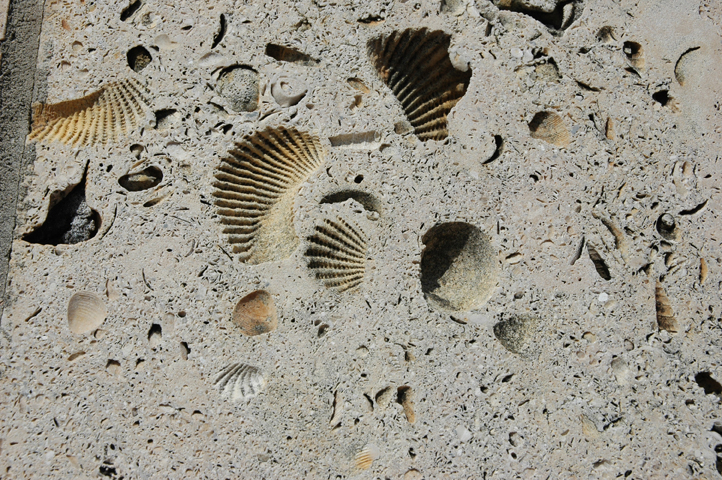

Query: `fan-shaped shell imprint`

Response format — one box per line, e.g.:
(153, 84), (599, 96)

(67, 292), (107, 334)
(367, 28), (472, 141)
(213, 127), (326, 264)
(28, 77), (150, 147)
(214, 363), (265, 402)
(305, 217), (367, 292)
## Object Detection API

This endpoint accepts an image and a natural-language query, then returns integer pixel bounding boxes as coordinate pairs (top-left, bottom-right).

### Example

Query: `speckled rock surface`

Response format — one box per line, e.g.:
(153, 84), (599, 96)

(1, 0), (722, 478)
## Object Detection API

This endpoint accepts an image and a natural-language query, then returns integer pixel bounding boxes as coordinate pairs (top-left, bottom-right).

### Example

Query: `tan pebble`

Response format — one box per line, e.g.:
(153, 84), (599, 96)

(233, 290), (278, 336)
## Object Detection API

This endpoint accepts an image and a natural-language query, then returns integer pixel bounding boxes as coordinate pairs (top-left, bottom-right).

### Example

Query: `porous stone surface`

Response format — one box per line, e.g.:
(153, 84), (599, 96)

(1, 0), (722, 478)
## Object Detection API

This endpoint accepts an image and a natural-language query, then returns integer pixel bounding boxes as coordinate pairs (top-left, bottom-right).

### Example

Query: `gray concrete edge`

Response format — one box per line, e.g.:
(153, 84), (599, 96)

(0, 0), (45, 324)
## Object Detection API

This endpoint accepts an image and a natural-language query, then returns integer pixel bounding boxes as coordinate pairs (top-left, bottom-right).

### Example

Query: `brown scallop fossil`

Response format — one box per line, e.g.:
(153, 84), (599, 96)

(305, 217), (368, 292)
(232, 290), (278, 336)
(655, 281), (678, 333)
(528, 111), (570, 147)
(28, 77), (150, 147)
(214, 363), (265, 402)
(67, 292), (107, 334)
(212, 126), (326, 264)
(367, 28), (472, 141)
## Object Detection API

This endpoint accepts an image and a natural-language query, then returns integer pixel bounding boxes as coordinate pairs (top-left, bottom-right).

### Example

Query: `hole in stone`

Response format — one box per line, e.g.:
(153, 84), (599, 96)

(354, 175), (364, 184)
(23, 176), (100, 245)
(656, 213), (679, 241)
(120, 0), (142, 21)
(118, 166), (163, 192)
(695, 372), (722, 396)
(396, 386), (416, 424)
(420, 222), (498, 312)
(652, 90), (671, 106)
(212, 14), (227, 49)
(623, 41), (644, 69)
(154, 109), (179, 130)
(596, 26), (615, 43)
(127, 45), (152, 72)
(148, 324), (162, 347)
(320, 190), (380, 214)
(265, 44), (319, 66)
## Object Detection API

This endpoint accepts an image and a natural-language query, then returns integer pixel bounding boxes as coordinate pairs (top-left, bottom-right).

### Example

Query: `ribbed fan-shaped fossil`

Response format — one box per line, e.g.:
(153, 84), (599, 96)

(214, 363), (265, 402)
(305, 217), (367, 292)
(213, 127), (326, 264)
(367, 28), (472, 141)
(28, 77), (150, 147)
(355, 444), (380, 470)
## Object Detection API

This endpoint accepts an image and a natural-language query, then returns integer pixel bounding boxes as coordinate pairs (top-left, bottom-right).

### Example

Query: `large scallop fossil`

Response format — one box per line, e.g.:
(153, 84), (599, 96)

(28, 77), (150, 147)
(214, 363), (265, 402)
(305, 217), (367, 292)
(367, 28), (472, 141)
(232, 290), (278, 336)
(67, 292), (107, 334)
(212, 126), (326, 264)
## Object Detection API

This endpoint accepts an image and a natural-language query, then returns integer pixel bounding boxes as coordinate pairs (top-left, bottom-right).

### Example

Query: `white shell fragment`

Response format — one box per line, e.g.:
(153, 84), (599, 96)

(214, 363), (265, 402)
(67, 292), (107, 334)
(270, 76), (308, 108)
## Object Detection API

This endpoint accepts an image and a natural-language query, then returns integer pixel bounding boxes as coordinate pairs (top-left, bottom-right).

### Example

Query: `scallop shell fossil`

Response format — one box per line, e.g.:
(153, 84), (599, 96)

(28, 77), (150, 147)
(355, 444), (380, 470)
(213, 126), (326, 264)
(367, 28), (472, 141)
(232, 290), (278, 336)
(67, 292), (107, 334)
(305, 217), (368, 292)
(214, 363), (265, 402)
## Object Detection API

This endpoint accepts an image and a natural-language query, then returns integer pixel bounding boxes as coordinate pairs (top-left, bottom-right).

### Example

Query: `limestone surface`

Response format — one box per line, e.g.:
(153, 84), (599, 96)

(1, 0), (722, 478)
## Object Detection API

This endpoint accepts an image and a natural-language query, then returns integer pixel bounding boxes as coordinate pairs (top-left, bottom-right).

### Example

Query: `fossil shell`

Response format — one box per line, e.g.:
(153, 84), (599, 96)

(216, 66), (259, 113)
(28, 77), (150, 147)
(367, 28), (472, 141)
(67, 292), (107, 334)
(213, 127), (326, 264)
(214, 363), (265, 402)
(420, 222), (498, 312)
(528, 111), (570, 147)
(270, 76), (308, 108)
(655, 281), (678, 333)
(232, 290), (278, 336)
(305, 217), (367, 292)
(355, 444), (379, 470)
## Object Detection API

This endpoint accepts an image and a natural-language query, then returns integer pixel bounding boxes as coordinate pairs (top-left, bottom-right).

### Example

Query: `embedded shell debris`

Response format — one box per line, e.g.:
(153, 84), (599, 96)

(4, 0), (722, 478)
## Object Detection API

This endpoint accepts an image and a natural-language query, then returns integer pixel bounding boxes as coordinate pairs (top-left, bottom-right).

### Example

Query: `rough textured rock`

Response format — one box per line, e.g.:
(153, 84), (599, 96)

(1, 0), (722, 478)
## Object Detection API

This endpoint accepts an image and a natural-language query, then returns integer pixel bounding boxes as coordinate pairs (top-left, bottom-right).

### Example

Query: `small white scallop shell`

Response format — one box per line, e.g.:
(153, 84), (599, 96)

(214, 363), (265, 402)
(355, 444), (380, 470)
(67, 292), (107, 334)
(271, 76), (308, 108)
